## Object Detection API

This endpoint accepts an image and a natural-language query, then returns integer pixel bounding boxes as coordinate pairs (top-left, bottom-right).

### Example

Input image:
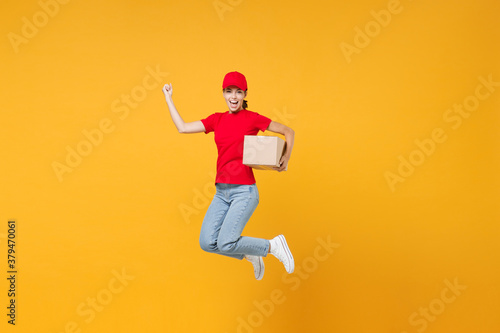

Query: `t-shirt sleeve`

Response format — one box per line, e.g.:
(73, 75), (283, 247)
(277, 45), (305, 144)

(200, 113), (217, 134)
(252, 112), (272, 132)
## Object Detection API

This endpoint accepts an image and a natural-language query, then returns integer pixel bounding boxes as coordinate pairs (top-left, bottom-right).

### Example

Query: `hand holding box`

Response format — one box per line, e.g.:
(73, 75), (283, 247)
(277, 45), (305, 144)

(242, 135), (287, 171)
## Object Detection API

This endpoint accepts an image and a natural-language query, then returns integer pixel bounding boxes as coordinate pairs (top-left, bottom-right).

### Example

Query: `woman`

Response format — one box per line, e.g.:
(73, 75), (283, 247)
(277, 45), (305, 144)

(162, 71), (294, 280)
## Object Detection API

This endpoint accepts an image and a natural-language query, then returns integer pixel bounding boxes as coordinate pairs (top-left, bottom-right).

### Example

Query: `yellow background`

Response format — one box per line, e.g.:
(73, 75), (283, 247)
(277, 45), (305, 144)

(1, 0), (499, 332)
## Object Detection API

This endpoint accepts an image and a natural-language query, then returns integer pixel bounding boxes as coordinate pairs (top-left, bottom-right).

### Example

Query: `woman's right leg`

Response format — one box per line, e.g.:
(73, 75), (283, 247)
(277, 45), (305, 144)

(199, 186), (243, 259)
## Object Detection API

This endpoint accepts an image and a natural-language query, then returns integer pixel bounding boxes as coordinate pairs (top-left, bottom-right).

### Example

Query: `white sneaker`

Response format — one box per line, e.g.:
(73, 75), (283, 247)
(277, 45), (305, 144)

(245, 255), (264, 280)
(270, 235), (294, 273)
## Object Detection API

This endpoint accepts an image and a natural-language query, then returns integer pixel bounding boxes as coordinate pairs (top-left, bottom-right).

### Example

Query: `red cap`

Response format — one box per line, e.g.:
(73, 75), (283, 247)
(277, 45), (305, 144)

(222, 71), (247, 91)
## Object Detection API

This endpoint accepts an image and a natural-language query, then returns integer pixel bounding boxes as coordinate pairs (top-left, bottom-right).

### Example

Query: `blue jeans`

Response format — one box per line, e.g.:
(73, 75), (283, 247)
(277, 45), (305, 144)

(199, 183), (270, 259)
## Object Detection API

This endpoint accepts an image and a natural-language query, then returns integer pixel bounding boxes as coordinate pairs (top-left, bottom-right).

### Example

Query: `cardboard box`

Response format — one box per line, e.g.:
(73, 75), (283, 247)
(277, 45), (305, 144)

(242, 135), (287, 171)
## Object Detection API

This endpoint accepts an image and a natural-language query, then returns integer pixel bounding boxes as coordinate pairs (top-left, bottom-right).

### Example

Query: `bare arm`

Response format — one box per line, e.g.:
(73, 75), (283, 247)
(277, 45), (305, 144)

(162, 84), (205, 134)
(266, 121), (295, 172)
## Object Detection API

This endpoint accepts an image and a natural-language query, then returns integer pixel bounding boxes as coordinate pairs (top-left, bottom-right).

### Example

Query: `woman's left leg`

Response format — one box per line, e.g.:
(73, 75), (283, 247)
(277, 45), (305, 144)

(217, 184), (270, 259)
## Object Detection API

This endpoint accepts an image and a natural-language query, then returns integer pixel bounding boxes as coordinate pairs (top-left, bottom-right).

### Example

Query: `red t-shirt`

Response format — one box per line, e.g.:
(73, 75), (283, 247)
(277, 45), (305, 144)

(201, 110), (272, 185)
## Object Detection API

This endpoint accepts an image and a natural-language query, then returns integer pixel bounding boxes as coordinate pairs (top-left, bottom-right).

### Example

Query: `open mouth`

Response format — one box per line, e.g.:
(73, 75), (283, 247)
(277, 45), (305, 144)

(230, 101), (238, 107)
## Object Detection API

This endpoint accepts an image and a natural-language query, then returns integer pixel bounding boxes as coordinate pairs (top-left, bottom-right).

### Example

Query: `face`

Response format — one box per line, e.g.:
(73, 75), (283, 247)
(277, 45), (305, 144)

(223, 86), (247, 113)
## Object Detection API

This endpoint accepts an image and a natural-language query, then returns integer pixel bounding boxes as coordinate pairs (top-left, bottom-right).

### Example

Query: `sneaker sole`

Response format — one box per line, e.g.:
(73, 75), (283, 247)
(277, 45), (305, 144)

(277, 235), (294, 273)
